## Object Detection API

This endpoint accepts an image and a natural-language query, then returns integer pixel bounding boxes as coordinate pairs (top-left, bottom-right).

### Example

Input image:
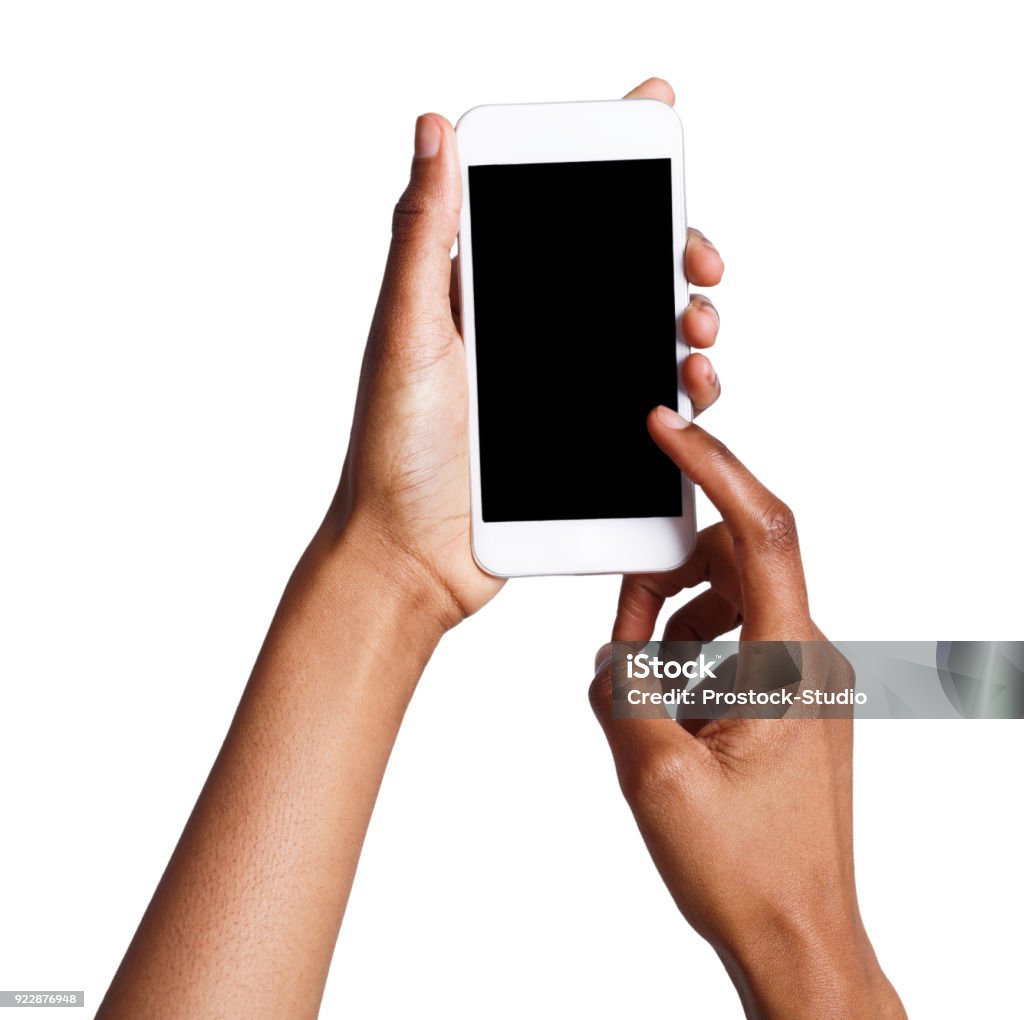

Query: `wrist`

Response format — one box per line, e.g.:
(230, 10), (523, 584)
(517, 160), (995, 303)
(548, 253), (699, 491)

(308, 509), (457, 644)
(715, 908), (905, 1020)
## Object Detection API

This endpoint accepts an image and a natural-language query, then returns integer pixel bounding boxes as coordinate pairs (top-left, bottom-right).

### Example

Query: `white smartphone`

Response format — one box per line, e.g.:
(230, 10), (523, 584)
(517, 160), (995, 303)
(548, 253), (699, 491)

(456, 99), (695, 578)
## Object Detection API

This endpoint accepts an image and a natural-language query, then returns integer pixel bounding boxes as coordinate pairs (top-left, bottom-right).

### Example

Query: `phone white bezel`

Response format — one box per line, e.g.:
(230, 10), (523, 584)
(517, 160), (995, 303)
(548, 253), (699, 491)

(456, 99), (695, 578)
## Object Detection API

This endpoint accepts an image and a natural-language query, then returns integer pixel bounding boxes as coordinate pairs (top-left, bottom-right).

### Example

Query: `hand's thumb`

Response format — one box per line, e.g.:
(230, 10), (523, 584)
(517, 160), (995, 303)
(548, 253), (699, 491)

(378, 114), (461, 328)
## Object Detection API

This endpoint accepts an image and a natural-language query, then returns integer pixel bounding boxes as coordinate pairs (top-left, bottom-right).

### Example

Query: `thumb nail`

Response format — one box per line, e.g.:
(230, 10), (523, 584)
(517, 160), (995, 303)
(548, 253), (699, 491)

(414, 114), (442, 159)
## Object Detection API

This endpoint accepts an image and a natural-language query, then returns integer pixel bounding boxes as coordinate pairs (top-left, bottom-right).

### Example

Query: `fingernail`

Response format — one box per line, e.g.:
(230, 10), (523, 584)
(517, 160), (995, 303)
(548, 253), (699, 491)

(594, 642), (614, 672)
(700, 233), (718, 252)
(706, 361), (718, 387)
(691, 295), (719, 330)
(655, 405), (689, 430)
(414, 114), (441, 158)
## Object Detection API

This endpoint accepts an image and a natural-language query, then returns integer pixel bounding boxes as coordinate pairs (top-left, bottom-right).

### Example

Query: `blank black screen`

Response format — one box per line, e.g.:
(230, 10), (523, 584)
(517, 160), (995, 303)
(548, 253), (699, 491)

(468, 158), (682, 522)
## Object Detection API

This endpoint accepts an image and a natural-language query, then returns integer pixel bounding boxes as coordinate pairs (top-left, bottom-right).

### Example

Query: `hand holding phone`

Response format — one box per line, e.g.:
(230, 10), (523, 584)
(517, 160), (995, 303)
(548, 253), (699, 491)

(333, 79), (722, 623)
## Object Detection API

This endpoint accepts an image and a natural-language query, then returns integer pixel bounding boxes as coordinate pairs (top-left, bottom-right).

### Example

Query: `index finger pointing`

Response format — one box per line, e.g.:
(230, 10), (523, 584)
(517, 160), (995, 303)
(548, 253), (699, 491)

(646, 406), (814, 640)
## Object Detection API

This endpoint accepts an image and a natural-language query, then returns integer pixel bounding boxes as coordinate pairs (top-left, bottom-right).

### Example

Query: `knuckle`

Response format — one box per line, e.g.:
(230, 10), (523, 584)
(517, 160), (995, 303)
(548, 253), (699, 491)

(686, 436), (735, 489)
(825, 645), (856, 690)
(391, 186), (432, 242)
(621, 744), (687, 807)
(588, 669), (613, 713)
(702, 437), (737, 478)
(390, 184), (458, 247)
(705, 435), (735, 464)
(752, 498), (799, 554)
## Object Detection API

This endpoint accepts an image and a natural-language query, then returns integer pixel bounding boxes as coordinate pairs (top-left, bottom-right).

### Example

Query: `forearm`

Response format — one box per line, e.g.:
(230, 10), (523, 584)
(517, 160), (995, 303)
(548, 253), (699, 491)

(98, 516), (446, 1020)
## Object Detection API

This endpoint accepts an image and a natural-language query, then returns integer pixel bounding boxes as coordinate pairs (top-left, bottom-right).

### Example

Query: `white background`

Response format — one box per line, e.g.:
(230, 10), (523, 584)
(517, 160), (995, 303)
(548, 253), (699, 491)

(1, 2), (1022, 1017)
